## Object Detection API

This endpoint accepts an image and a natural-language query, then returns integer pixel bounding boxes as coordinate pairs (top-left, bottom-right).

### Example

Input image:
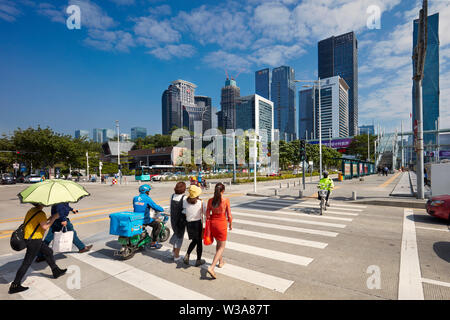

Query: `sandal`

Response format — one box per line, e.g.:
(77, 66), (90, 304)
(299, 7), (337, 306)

(183, 255), (190, 265)
(218, 260), (225, 268)
(207, 268), (217, 279)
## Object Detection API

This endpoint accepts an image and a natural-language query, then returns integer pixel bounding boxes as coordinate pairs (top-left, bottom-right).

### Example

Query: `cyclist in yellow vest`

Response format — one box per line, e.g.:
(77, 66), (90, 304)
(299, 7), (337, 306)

(318, 171), (334, 207)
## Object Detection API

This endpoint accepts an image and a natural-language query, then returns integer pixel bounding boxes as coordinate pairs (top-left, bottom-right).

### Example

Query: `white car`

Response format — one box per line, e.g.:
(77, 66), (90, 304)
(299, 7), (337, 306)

(25, 175), (42, 183)
(151, 174), (163, 181)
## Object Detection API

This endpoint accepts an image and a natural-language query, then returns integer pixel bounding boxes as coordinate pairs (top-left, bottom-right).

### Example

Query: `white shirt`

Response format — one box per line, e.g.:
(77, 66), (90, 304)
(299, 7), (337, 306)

(183, 198), (203, 222)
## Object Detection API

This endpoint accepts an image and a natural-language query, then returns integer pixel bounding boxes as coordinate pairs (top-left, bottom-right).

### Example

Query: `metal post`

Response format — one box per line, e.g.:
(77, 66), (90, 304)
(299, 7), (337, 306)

(116, 120), (122, 184)
(232, 131), (236, 184)
(318, 78), (322, 179)
(86, 151), (89, 180)
(401, 121), (404, 168)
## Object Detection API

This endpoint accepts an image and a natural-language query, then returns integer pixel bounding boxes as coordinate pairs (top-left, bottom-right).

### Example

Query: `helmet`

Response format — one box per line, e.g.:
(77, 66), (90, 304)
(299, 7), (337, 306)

(139, 184), (151, 194)
(323, 171), (329, 178)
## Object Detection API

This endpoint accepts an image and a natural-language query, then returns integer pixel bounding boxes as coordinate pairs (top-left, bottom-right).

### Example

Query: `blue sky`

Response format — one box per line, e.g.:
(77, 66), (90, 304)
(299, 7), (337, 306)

(0, 0), (449, 138)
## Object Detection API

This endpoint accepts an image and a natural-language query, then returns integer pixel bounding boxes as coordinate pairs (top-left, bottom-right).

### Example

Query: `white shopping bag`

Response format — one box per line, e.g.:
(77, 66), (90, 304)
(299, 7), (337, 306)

(52, 227), (74, 253)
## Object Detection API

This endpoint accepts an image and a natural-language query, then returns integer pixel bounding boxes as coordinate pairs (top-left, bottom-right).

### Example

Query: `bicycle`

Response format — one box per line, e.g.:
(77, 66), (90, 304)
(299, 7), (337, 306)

(318, 189), (328, 215)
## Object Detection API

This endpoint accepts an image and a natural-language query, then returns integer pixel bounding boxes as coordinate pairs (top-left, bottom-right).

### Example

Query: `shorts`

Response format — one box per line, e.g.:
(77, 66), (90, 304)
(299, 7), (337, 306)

(169, 233), (184, 248)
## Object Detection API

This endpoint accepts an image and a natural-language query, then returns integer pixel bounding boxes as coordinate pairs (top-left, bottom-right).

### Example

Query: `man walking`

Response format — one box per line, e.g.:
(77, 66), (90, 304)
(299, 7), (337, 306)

(36, 202), (92, 262)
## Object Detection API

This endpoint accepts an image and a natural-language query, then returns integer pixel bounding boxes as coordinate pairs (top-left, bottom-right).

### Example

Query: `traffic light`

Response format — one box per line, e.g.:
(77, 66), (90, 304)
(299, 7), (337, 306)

(299, 140), (306, 162)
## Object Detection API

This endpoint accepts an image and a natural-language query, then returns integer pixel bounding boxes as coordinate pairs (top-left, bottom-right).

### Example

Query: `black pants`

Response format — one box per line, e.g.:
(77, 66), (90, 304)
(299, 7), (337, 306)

(145, 220), (161, 242)
(13, 239), (58, 285)
(186, 220), (202, 260)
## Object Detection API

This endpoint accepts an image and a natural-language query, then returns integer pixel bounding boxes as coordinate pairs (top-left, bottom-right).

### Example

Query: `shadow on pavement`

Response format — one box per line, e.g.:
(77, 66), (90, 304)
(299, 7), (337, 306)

(408, 214), (449, 226)
(433, 242), (450, 263)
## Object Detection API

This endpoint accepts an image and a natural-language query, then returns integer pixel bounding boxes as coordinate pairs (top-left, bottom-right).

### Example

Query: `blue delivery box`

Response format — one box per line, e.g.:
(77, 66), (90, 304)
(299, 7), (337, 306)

(109, 211), (145, 237)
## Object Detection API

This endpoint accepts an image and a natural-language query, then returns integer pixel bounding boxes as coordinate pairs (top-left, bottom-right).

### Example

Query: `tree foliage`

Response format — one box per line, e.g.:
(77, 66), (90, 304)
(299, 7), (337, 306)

(347, 134), (377, 161)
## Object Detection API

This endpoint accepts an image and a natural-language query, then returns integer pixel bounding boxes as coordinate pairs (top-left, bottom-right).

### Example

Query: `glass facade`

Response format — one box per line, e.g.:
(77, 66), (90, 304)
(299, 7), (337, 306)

(318, 32), (358, 136)
(194, 96), (212, 133)
(92, 128), (104, 143)
(220, 78), (240, 130)
(298, 89), (314, 140)
(412, 13), (439, 145)
(75, 130), (89, 139)
(255, 68), (270, 100)
(271, 66), (296, 141)
(359, 125), (375, 135)
(131, 127), (147, 140)
(236, 95), (274, 143)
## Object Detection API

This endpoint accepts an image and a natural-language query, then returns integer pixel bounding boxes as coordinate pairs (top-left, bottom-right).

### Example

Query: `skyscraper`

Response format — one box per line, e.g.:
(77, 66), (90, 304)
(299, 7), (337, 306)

(194, 96), (212, 133)
(318, 31), (358, 136)
(236, 94), (274, 143)
(131, 127), (147, 140)
(220, 78), (240, 131)
(255, 68), (270, 100)
(412, 13), (439, 145)
(162, 79), (197, 134)
(93, 128), (104, 143)
(75, 130), (89, 139)
(298, 88), (314, 140)
(271, 66), (296, 141)
(103, 129), (115, 142)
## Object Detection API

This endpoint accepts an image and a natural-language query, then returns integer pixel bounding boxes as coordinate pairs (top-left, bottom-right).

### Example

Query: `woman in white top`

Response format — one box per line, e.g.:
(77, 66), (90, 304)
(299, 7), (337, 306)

(183, 185), (205, 267)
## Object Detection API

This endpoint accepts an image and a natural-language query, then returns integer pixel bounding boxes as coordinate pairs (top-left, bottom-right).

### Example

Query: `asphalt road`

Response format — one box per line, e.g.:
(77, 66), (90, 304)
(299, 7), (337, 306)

(0, 179), (448, 300)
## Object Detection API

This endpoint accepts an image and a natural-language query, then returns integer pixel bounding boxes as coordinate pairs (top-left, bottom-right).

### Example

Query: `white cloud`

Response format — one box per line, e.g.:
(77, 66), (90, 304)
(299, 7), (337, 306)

(148, 44), (196, 60)
(36, 3), (65, 24)
(203, 51), (253, 73)
(69, 0), (115, 30)
(0, 0), (21, 22)
(84, 29), (135, 52)
(133, 16), (180, 45)
(109, 0), (135, 5)
(251, 44), (305, 67)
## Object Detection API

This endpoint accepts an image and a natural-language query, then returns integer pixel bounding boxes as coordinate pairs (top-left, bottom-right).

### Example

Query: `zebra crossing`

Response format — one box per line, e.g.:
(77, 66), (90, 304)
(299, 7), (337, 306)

(1, 197), (367, 300)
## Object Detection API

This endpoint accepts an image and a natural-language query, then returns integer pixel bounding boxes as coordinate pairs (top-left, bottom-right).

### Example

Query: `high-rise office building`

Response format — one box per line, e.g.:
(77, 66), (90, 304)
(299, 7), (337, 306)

(162, 79), (197, 134)
(318, 31), (358, 136)
(211, 107), (218, 129)
(93, 128), (104, 143)
(358, 125), (375, 135)
(194, 96), (212, 133)
(75, 130), (89, 139)
(255, 68), (270, 100)
(271, 66), (296, 141)
(220, 78), (240, 131)
(313, 76), (349, 139)
(298, 88), (315, 140)
(131, 127), (147, 140)
(103, 129), (115, 142)
(236, 94), (274, 143)
(412, 13), (439, 145)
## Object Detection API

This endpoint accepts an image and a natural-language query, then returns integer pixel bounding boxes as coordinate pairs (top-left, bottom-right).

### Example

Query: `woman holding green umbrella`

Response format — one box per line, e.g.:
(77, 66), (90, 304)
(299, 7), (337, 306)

(9, 180), (90, 294)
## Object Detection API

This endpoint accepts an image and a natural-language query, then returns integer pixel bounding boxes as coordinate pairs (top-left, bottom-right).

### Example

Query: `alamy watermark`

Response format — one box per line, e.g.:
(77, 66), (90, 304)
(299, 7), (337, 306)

(366, 265), (381, 289)
(366, 5), (381, 30)
(66, 5), (81, 30)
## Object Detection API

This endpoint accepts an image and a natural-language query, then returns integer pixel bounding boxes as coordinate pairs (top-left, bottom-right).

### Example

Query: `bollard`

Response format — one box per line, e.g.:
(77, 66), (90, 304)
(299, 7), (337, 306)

(293, 181), (296, 187)
(287, 183), (290, 188)
(352, 191), (357, 200)
(275, 189), (278, 196)
(279, 183), (282, 188)
(298, 190), (303, 198)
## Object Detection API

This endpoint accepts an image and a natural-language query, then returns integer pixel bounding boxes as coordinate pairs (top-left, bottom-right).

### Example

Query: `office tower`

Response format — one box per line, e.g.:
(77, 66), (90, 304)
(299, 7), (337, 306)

(412, 13), (439, 145)
(298, 88), (315, 140)
(103, 129), (115, 142)
(236, 94), (274, 143)
(211, 107), (218, 129)
(271, 66), (296, 141)
(318, 31), (358, 136)
(359, 125), (375, 135)
(220, 78), (240, 130)
(75, 130), (89, 139)
(92, 128), (105, 143)
(194, 96), (212, 133)
(131, 127), (147, 140)
(162, 79), (197, 134)
(119, 133), (130, 142)
(255, 68), (270, 100)
(313, 76), (349, 139)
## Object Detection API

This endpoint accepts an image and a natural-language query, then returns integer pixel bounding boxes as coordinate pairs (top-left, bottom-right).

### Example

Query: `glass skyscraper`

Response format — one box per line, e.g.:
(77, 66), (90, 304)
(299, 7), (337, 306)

(75, 130), (89, 139)
(271, 66), (296, 141)
(236, 94), (274, 143)
(220, 78), (240, 131)
(298, 88), (315, 140)
(412, 13), (439, 145)
(318, 31), (358, 136)
(194, 96), (212, 133)
(131, 127), (147, 140)
(255, 68), (270, 100)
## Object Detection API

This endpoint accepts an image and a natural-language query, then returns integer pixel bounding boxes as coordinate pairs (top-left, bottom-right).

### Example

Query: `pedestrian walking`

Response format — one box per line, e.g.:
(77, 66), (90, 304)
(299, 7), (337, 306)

(183, 185), (205, 267)
(36, 202), (92, 262)
(384, 166), (389, 176)
(206, 183), (232, 279)
(9, 203), (67, 294)
(169, 182), (187, 262)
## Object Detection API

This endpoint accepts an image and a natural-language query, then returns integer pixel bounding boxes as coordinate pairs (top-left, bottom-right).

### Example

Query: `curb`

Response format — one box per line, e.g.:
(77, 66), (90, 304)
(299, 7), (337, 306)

(351, 199), (427, 209)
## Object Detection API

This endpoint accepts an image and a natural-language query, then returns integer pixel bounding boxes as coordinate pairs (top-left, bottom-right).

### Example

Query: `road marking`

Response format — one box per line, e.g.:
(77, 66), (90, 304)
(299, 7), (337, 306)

(232, 218), (339, 237)
(232, 211), (347, 229)
(291, 203), (362, 212)
(398, 209), (424, 300)
(378, 172), (401, 188)
(415, 226), (450, 232)
(301, 202), (367, 209)
(69, 250), (213, 300)
(156, 244), (294, 293)
(421, 278), (450, 288)
(238, 206), (353, 222)
(3, 268), (75, 300)
(246, 200), (363, 212)
(230, 227), (328, 249)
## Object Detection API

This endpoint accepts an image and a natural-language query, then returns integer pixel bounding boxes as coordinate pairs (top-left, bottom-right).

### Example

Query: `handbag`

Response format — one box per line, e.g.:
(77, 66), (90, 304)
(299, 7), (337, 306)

(10, 210), (42, 251)
(203, 219), (213, 246)
(52, 226), (74, 253)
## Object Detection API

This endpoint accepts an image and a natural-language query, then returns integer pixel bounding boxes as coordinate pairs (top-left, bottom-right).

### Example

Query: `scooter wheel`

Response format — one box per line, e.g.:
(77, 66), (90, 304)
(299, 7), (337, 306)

(158, 228), (171, 242)
(120, 247), (136, 260)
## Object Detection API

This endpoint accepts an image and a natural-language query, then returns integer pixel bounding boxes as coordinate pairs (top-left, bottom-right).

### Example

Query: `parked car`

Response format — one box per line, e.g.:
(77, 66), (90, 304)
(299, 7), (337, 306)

(426, 195), (450, 221)
(1, 173), (16, 185)
(25, 174), (42, 183)
(151, 174), (163, 182)
(16, 175), (26, 183)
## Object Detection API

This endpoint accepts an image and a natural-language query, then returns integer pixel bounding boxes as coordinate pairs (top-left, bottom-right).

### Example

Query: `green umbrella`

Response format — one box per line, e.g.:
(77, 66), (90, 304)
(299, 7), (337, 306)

(18, 179), (90, 206)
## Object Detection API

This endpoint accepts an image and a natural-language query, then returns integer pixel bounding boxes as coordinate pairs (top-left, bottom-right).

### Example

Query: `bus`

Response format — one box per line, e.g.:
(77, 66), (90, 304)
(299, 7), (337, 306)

(135, 165), (185, 182)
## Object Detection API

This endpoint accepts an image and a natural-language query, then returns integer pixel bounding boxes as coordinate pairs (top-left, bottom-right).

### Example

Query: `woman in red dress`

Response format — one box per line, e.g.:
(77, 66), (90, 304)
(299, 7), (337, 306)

(205, 183), (232, 279)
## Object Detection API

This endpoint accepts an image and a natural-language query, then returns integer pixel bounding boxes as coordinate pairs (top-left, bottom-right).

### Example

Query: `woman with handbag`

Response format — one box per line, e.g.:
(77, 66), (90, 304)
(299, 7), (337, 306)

(206, 183), (232, 279)
(9, 203), (67, 294)
(169, 182), (186, 262)
(183, 185), (205, 267)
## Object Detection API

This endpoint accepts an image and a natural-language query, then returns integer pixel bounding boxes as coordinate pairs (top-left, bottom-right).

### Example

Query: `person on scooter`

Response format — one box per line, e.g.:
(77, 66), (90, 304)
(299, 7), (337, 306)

(317, 171), (334, 207)
(133, 184), (164, 249)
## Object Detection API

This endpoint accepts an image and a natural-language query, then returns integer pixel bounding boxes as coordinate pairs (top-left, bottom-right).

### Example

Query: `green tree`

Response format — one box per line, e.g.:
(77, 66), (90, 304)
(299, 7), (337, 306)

(347, 134), (377, 161)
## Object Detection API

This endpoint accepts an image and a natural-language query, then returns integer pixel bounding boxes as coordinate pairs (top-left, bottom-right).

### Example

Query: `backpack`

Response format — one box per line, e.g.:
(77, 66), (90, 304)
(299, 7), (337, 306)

(10, 210), (42, 251)
(170, 194), (186, 236)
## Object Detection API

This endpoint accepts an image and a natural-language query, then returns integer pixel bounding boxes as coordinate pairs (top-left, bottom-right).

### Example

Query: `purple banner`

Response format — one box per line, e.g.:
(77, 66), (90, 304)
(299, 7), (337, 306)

(308, 138), (353, 149)
(440, 150), (450, 157)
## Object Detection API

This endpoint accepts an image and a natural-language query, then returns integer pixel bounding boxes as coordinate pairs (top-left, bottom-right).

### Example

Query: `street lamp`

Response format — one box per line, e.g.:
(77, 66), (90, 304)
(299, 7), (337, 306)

(115, 120), (121, 184)
(295, 78), (324, 179)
